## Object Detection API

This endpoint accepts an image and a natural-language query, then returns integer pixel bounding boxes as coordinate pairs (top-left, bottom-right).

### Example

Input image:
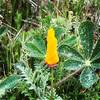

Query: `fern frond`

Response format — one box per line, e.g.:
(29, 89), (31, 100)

(15, 62), (36, 90)
(15, 62), (50, 99)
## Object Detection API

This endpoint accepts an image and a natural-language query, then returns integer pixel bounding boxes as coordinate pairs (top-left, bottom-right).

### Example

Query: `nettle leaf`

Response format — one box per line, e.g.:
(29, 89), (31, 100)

(80, 67), (98, 88)
(64, 59), (83, 70)
(25, 37), (46, 59)
(58, 44), (83, 61)
(79, 21), (95, 58)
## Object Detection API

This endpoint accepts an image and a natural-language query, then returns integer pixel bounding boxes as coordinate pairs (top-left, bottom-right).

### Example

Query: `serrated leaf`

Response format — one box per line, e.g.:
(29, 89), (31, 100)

(64, 59), (83, 70)
(79, 21), (95, 58)
(80, 67), (98, 88)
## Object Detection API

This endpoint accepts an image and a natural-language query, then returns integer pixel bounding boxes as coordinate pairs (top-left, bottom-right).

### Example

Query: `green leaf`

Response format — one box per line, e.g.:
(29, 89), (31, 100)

(0, 75), (20, 97)
(41, 16), (51, 27)
(47, 0), (54, 13)
(15, 62), (50, 97)
(15, 11), (22, 30)
(15, 62), (36, 90)
(59, 44), (83, 61)
(80, 67), (98, 88)
(76, 0), (85, 16)
(59, 35), (77, 47)
(64, 59), (83, 70)
(0, 75), (20, 90)
(32, 37), (46, 54)
(79, 21), (95, 58)
(26, 42), (44, 58)
(91, 37), (100, 62)
(0, 26), (6, 36)
(91, 52), (100, 62)
(25, 37), (46, 59)
(92, 63), (100, 69)
(55, 27), (64, 40)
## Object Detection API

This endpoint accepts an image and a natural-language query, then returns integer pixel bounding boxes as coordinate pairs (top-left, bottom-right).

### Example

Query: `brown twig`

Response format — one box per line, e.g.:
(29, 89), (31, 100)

(14, 27), (23, 41)
(21, 19), (40, 27)
(54, 67), (84, 88)
(2, 22), (17, 32)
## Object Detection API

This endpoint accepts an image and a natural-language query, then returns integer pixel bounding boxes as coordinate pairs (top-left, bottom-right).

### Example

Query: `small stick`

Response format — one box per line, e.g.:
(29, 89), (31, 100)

(54, 67), (83, 88)
(2, 22), (17, 32)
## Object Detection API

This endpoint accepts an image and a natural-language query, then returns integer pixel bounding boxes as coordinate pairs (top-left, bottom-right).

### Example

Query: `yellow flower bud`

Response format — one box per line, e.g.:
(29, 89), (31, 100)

(45, 28), (59, 67)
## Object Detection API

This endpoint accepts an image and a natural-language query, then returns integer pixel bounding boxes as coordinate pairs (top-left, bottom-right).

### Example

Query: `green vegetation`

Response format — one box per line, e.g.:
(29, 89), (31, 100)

(0, 0), (100, 100)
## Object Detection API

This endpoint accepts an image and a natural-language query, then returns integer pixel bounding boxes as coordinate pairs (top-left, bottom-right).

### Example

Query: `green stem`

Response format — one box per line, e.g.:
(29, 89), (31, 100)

(50, 68), (54, 100)
(9, 43), (12, 72)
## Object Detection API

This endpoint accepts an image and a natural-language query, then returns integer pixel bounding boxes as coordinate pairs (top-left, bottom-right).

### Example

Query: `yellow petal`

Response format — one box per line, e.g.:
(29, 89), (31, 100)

(45, 28), (59, 65)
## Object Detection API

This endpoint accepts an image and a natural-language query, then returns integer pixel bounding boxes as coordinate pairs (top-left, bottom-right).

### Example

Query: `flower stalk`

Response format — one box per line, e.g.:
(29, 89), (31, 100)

(50, 68), (54, 100)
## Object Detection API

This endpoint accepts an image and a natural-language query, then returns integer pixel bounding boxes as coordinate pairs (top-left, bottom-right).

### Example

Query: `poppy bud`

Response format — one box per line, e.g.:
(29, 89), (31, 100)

(45, 28), (59, 68)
